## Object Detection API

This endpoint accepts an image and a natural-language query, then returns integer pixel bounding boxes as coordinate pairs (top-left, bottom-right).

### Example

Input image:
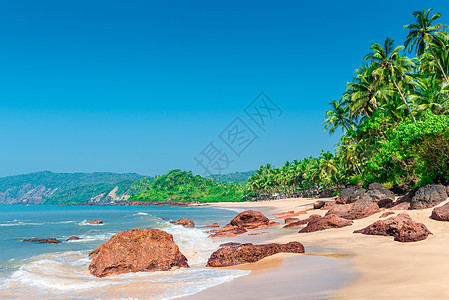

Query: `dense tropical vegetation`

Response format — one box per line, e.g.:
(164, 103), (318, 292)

(246, 8), (449, 199)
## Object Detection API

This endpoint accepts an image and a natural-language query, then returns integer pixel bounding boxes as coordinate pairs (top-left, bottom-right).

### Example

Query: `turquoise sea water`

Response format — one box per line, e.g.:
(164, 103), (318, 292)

(0, 205), (250, 299)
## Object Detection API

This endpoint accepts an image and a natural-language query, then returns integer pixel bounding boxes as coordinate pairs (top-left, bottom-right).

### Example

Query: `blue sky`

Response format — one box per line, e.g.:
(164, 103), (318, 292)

(1, 0), (448, 177)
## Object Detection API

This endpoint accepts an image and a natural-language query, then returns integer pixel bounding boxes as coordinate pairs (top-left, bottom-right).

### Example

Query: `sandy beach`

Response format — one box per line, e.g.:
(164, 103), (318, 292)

(184, 196), (449, 299)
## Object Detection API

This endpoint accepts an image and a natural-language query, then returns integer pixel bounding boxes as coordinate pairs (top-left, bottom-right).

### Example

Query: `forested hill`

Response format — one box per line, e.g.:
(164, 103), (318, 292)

(0, 171), (143, 205)
(208, 170), (256, 184)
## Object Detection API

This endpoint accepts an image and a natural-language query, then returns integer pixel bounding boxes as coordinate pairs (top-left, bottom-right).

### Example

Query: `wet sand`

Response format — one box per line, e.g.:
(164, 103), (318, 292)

(190, 197), (449, 299)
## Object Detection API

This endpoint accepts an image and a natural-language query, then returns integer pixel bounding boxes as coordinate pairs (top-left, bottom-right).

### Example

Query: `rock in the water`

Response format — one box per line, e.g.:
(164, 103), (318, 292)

(410, 184), (448, 210)
(170, 218), (195, 228)
(67, 236), (80, 241)
(229, 210), (270, 229)
(431, 202), (449, 221)
(202, 223), (220, 228)
(88, 228), (189, 277)
(23, 238), (61, 244)
(209, 226), (248, 238)
(86, 220), (103, 225)
(283, 214), (321, 228)
(206, 242), (305, 267)
(299, 214), (353, 233)
(354, 213), (432, 242)
(284, 217), (299, 224)
(313, 201), (325, 209)
(379, 212), (395, 218)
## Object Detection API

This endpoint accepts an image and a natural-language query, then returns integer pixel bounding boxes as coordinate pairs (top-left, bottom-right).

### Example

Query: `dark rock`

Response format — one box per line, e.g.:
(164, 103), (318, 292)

(284, 218), (299, 224)
(229, 210), (270, 229)
(354, 213), (432, 242)
(86, 220), (103, 225)
(431, 202), (449, 221)
(313, 201), (325, 209)
(170, 218), (195, 228)
(336, 186), (366, 204)
(299, 214), (353, 233)
(23, 238), (61, 244)
(88, 228), (189, 277)
(319, 188), (336, 198)
(67, 236), (80, 241)
(410, 184), (448, 210)
(379, 211), (395, 218)
(378, 199), (394, 208)
(206, 242), (305, 267)
(283, 214), (321, 228)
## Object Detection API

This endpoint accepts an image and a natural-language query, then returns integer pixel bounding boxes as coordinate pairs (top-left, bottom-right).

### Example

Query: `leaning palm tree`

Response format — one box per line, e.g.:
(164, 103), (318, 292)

(323, 98), (368, 157)
(404, 9), (448, 81)
(365, 37), (416, 122)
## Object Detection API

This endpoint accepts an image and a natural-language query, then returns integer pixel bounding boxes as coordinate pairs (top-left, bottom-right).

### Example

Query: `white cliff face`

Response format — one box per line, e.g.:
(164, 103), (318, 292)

(0, 185), (58, 205)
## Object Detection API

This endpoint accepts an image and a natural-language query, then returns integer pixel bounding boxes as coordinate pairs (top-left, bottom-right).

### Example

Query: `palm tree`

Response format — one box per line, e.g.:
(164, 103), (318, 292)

(365, 37), (416, 122)
(404, 9), (448, 81)
(323, 99), (368, 157)
(318, 151), (340, 187)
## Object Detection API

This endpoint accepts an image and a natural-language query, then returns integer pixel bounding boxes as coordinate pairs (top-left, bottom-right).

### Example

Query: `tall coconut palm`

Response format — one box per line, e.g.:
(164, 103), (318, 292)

(323, 99), (368, 157)
(404, 9), (448, 81)
(365, 37), (416, 122)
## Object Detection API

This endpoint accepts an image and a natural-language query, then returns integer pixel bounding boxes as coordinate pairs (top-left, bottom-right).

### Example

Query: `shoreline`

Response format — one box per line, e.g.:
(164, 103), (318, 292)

(189, 196), (449, 299)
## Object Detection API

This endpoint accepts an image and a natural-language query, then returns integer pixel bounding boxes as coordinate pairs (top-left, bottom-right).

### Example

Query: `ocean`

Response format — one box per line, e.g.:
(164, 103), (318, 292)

(0, 205), (250, 299)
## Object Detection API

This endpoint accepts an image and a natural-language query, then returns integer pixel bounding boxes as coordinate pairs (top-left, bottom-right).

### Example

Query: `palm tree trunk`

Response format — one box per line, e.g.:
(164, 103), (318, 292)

(428, 43), (449, 82)
(390, 76), (417, 122)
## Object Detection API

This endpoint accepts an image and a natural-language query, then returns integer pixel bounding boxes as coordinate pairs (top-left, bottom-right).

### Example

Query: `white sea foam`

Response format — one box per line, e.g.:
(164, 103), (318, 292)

(133, 212), (149, 216)
(66, 232), (115, 243)
(0, 220), (74, 227)
(1, 251), (250, 299)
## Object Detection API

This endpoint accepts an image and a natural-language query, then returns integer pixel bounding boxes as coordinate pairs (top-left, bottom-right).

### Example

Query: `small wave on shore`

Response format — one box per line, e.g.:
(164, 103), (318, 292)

(0, 251), (250, 299)
(133, 212), (150, 216)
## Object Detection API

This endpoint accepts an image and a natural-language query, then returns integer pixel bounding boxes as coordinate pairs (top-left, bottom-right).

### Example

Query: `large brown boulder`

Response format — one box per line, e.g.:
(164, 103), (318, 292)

(88, 228), (189, 277)
(170, 218), (195, 228)
(229, 210), (270, 229)
(431, 202), (449, 221)
(321, 200), (337, 210)
(354, 213), (432, 242)
(299, 214), (353, 233)
(410, 184), (448, 210)
(206, 242), (305, 267)
(326, 199), (380, 220)
(283, 214), (321, 228)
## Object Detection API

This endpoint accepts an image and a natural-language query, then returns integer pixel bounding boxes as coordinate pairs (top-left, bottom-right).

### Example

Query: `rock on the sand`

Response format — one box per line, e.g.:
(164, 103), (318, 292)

(89, 228), (189, 277)
(379, 212), (395, 218)
(299, 214), (353, 233)
(283, 214), (322, 228)
(284, 217), (299, 224)
(326, 198), (380, 220)
(206, 242), (305, 267)
(321, 200), (337, 210)
(229, 210), (270, 229)
(410, 184), (448, 210)
(431, 202), (449, 221)
(170, 218), (195, 228)
(209, 226), (248, 238)
(313, 201), (325, 209)
(354, 213), (432, 242)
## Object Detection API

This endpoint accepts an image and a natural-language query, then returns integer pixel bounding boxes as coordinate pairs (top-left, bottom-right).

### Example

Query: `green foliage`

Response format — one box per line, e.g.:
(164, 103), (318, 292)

(129, 169), (244, 203)
(208, 170), (256, 184)
(365, 111), (449, 188)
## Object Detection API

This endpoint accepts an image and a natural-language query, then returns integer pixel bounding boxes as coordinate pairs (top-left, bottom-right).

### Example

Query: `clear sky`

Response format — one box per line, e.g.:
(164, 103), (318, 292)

(1, 0), (448, 177)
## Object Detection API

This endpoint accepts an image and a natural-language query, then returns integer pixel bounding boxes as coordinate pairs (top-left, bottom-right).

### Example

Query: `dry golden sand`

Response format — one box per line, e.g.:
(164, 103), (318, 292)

(186, 196), (449, 300)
